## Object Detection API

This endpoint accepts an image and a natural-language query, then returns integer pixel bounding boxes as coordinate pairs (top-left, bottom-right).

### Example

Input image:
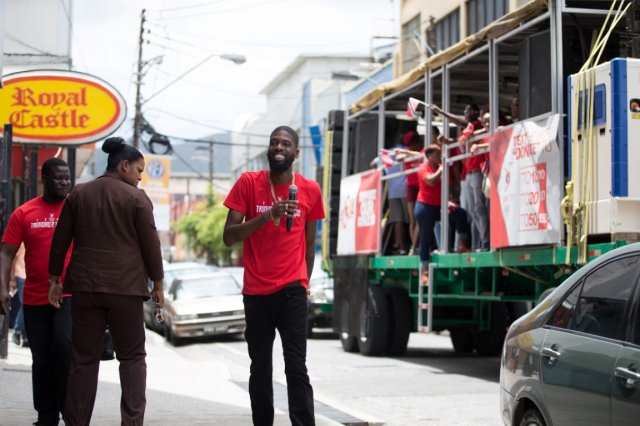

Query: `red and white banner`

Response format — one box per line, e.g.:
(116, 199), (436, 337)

(489, 114), (561, 248)
(337, 169), (382, 255)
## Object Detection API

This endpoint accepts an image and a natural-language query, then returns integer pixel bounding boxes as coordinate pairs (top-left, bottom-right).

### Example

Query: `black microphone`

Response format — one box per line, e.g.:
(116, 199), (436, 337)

(286, 184), (298, 232)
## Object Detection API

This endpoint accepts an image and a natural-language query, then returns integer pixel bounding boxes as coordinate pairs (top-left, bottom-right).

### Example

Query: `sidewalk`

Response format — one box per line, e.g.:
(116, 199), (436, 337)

(0, 333), (344, 426)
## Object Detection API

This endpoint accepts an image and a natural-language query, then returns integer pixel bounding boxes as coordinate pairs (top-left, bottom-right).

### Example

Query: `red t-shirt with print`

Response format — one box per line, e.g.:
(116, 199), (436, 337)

(224, 171), (325, 295)
(463, 120), (485, 173)
(2, 197), (72, 305)
(416, 162), (442, 206)
(403, 148), (425, 187)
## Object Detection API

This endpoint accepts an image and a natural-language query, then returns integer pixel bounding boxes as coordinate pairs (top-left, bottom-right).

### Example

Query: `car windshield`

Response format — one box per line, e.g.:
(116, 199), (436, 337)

(166, 267), (214, 281)
(173, 276), (240, 301)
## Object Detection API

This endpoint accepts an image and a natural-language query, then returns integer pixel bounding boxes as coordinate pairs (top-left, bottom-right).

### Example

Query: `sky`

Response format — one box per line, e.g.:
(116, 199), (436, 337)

(70, 0), (398, 143)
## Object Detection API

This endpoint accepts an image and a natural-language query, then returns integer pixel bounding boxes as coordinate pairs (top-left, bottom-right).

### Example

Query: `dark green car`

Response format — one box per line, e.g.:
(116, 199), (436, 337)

(500, 243), (640, 426)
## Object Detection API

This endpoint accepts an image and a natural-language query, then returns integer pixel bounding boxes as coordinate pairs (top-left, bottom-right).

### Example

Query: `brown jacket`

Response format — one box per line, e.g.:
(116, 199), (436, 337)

(49, 174), (164, 297)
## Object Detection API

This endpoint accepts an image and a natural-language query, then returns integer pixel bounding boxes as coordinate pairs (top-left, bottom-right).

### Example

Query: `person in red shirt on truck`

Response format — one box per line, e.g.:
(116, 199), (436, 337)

(415, 145), (470, 277)
(223, 125), (325, 426)
(0, 157), (72, 426)
(430, 103), (488, 250)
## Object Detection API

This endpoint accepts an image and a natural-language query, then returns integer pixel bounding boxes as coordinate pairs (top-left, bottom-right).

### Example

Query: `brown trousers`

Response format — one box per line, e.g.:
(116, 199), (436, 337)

(64, 292), (147, 426)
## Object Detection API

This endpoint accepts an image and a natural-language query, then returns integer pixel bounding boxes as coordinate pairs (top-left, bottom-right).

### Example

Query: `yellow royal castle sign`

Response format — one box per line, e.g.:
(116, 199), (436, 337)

(0, 70), (127, 145)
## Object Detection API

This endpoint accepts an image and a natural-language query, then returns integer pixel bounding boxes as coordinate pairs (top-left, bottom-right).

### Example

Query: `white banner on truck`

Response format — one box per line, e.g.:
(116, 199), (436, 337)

(337, 169), (381, 255)
(489, 114), (561, 248)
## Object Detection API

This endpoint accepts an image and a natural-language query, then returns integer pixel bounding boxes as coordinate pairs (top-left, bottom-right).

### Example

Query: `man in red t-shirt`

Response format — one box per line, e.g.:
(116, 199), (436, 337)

(395, 129), (424, 255)
(430, 103), (489, 251)
(0, 157), (73, 426)
(223, 125), (325, 426)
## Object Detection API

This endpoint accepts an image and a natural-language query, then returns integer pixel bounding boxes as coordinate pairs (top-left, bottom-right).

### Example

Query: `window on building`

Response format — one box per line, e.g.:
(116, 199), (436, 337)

(401, 13), (422, 73)
(467, 0), (509, 35)
(426, 9), (460, 54)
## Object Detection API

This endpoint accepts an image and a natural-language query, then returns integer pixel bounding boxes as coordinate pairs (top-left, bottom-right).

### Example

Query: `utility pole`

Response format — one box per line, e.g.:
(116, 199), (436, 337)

(133, 9), (146, 149)
(206, 141), (214, 205)
(0, 124), (12, 359)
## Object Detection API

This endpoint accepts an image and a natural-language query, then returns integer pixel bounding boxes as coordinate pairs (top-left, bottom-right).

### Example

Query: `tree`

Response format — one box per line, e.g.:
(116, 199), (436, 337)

(174, 196), (240, 265)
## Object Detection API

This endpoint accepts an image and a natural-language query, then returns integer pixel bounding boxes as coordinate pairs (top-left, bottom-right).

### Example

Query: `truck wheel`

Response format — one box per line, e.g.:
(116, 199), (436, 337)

(474, 302), (508, 356)
(339, 301), (358, 352)
(386, 288), (411, 356)
(450, 329), (474, 353)
(358, 287), (389, 356)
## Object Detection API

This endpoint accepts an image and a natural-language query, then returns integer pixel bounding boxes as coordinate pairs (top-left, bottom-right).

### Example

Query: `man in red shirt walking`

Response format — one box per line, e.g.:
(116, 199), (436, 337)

(0, 157), (72, 426)
(223, 126), (325, 426)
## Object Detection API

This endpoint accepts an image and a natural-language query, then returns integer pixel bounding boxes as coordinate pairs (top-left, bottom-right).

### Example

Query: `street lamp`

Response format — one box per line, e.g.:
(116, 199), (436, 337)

(142, 53), (246, 105)
(133, 52), (246, 148)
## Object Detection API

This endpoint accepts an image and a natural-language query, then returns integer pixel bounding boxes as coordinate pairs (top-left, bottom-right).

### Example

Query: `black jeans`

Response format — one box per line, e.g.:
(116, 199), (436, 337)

(243, 283), (315, 426)
(23, 299), (72, 426)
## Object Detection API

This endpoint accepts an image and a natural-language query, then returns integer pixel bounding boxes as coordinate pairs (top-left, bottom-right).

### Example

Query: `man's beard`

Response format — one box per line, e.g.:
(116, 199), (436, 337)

(267, 153), (295, 173)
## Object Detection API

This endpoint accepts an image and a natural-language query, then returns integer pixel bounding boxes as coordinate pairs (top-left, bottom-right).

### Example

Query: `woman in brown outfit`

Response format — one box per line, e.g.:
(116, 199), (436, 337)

(48, 137), (164, 426)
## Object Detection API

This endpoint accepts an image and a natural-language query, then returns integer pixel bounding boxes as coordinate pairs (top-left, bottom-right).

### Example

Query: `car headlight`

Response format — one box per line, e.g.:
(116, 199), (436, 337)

(175, 314), (198, 321)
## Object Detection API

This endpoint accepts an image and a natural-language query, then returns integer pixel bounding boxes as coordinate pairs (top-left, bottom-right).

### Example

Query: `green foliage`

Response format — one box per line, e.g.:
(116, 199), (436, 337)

(174, 196), (240, 265)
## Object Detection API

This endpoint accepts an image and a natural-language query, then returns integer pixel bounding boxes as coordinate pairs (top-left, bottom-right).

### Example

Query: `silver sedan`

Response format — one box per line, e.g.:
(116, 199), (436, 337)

(162, 271), (245, 346)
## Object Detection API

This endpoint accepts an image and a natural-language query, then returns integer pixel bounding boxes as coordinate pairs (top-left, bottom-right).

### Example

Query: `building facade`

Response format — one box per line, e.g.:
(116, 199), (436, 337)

(398, 0), (530, 75)
(232, 54), (372, 180)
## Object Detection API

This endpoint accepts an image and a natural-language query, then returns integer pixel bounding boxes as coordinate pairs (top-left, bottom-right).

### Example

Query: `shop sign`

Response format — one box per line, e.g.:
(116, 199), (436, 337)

(0, 70), (126, 145)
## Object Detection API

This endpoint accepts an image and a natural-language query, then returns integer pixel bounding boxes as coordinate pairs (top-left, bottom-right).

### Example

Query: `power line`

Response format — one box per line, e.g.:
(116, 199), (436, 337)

(154, 0), (234, 13)
(148, 109), (320, 141)
(144, 21), (375, 49)
(147, 110), (273, 138)
(170, 147), (207, 179)
(148, 0), (287, 20)
(167, 133), (320, 149)
(149, 68), (347, 100)
(4, 33), (60, 56)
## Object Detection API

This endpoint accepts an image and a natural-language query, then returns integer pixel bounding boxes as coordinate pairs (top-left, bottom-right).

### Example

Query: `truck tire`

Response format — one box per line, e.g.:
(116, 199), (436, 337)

(386, 288), (412, 356)
(474, 302), (508, 356)
(358, 287), (389, 356)
(339, 301), (359, 352)
(450, 329), (474, 353)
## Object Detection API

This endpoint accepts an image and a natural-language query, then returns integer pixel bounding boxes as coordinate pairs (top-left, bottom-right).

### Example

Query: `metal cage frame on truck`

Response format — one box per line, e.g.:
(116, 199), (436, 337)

(322, 0), (636, 357)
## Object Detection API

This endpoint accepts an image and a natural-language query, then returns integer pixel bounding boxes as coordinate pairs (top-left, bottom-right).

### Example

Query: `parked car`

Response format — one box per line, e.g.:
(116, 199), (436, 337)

(143, 261), (218, 333)
(162, 271), (245, 346)
(219, 266), (244, 287)
(307, 257), (334, 338)
(500, 243), (640, 426)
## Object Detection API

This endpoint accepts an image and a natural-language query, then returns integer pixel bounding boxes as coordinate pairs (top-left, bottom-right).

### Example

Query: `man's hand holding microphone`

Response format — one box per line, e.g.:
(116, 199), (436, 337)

(286, 184), (297, 232)
(268, 184), (298, 230)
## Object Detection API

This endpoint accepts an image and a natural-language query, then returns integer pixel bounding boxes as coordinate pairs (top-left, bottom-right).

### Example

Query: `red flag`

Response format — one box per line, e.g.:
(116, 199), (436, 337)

(407, 97), (424, 118)
(379, 149), (394, 167)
